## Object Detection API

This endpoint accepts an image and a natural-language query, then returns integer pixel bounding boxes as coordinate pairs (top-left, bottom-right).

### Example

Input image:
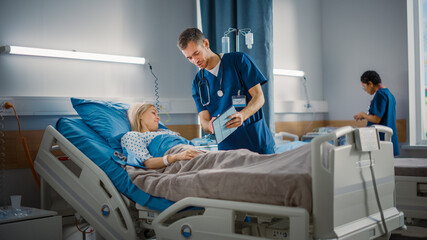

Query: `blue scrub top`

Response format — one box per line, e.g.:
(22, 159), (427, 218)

(367, 88), (399, 156)
(192, 52), (275, 154)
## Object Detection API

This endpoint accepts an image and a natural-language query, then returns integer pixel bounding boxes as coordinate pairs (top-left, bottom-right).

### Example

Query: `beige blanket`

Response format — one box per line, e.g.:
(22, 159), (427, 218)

(126, 142), (314, 213)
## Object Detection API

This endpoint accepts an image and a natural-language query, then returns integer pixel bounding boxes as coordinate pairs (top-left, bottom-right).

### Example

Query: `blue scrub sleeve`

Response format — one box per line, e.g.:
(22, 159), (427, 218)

(369, 92), (387, 119)
(237, 53), (267, 90)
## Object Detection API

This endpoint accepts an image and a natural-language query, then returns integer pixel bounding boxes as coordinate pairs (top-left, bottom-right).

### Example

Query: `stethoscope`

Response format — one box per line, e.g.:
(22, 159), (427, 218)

(198, 54), (224, 106)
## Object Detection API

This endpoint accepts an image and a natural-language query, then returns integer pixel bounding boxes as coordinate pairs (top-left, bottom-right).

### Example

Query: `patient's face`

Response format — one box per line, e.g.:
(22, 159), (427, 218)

(181, 39), (210, 69)
(140, 106), (159, 132)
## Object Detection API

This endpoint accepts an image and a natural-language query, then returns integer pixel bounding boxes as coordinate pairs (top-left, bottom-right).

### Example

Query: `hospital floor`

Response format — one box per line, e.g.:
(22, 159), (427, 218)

(61, 218), (427, 240)
(390, 219), (427, 239)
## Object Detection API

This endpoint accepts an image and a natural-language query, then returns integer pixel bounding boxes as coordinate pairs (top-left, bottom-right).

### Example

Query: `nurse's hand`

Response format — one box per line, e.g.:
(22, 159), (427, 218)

(226, 112), (244, 128)
(353, 112), (366, 121)
(208, 117), (217, 134)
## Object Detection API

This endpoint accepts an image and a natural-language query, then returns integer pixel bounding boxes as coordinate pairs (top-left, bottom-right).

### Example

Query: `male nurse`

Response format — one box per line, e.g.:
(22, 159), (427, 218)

(177, 28), (275, 154)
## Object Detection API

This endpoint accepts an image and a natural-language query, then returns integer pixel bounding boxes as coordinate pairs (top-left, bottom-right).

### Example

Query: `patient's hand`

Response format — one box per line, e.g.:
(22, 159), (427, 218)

(172, 149), (200, 162)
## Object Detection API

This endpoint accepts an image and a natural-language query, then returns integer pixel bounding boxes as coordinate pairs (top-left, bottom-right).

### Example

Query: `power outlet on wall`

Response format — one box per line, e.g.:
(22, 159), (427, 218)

(303, 101), (314, 112)
(0, 98), (13, 111)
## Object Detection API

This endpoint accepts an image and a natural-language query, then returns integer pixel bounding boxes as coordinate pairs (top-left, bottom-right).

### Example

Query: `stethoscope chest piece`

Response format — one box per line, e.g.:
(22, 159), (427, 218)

(217, 90), (224, 97)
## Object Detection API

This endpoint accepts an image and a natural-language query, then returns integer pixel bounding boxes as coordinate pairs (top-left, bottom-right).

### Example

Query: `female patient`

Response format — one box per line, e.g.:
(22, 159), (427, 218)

(121, 102), (314, 210)
(122, 102), (309, 169)
(121, 103), (201, 169)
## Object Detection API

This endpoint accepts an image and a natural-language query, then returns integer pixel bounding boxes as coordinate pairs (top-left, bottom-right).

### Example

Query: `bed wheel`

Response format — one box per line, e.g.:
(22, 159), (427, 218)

(143, 229), (155, 239)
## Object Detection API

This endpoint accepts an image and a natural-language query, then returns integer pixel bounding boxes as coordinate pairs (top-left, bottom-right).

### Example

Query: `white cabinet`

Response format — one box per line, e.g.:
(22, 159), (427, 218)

(0, 207), (62, 239)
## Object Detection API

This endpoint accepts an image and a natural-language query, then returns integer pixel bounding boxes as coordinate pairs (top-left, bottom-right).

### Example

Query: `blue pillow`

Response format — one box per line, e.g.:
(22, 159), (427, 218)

(71, 98), (131, 150)
(71, 98), (169, 150)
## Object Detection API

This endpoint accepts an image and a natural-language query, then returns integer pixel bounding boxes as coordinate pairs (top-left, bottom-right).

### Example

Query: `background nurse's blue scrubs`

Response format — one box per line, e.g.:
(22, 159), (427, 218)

(353, 70), (399, 156)
(366, 88), (399, 156)
(192, 52), (275, 154)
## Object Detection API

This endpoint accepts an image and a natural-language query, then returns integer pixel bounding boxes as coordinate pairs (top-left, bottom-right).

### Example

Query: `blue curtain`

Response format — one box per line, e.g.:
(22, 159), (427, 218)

(200, 0), (275, 133)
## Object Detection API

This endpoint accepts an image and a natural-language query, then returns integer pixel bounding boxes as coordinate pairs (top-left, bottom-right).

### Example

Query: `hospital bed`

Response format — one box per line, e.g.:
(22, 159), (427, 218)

(394, 158), (427, 222)
(34, 116), (405, 240)
(274, 131), (307, 153)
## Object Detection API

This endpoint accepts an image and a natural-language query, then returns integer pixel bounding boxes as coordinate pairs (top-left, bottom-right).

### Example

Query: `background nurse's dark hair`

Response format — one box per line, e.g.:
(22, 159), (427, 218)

(360, 70), (382, 85)
(177, 28), (206, 50)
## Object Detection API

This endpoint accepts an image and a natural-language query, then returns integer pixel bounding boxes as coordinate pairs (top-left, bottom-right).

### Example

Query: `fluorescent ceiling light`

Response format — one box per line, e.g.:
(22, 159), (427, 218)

(273, 69), (305, 77)
(0, 45), (146, 65)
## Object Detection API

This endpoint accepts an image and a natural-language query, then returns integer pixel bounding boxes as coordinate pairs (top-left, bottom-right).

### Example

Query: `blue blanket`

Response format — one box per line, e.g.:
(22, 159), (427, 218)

(117, 134), (194, 168)
(148, 134), (193, 158)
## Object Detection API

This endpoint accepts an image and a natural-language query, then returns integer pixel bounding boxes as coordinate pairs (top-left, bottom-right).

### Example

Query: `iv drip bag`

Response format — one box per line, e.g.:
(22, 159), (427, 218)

(245, 32), (253, 49)
(222, 36), (230, 53)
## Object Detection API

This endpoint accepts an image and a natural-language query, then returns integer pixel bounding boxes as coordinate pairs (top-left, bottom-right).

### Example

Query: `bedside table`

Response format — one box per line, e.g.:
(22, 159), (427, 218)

(0, 206), (62, 239)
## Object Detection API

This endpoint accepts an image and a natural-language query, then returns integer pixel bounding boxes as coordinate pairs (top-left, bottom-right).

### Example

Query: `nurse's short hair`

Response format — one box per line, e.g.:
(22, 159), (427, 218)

(361, 70), (382, 85)
(178, 28), (205, 50)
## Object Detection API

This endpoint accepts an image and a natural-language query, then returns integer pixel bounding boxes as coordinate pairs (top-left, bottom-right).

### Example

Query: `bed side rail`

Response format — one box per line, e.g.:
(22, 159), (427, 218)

(372, 124), (393, 141)
(311, 125), (404, 239)
(34, 125), (137, 240)
(153, 197), (309, 240)
(275, 131), (299, 143)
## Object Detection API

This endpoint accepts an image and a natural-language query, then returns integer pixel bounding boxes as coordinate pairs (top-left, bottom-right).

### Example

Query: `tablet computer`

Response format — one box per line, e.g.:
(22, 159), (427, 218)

(212, 106), (237, 144)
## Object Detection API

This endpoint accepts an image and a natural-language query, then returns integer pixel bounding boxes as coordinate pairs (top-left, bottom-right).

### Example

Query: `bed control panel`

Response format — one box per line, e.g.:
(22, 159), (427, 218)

(354, 127), (380, 152)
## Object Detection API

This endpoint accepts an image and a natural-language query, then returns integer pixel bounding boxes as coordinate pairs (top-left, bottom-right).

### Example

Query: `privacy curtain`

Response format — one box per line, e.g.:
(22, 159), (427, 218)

(200, 0), (275, 133)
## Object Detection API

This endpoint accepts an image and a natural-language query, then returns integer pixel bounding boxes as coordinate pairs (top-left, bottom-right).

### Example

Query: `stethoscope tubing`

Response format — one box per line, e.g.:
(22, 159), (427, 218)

(198, 55), (224, 106)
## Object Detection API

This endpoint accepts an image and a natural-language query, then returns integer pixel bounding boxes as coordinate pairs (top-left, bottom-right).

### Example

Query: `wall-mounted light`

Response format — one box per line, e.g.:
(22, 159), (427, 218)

(273, 69), (305, 77)
(0, 45), (146, 65)
(273, 68), (311, 110)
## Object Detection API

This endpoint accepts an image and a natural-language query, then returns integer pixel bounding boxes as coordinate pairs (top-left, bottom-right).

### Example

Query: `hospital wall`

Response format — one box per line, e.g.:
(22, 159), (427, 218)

(322, 0), (408, 122)
(273, 0), (330, 139)
(273, 0), (328, 124)
(0, 0), (199, 208)
(321, 0), (425, 157)
(273, 0), (423, 156)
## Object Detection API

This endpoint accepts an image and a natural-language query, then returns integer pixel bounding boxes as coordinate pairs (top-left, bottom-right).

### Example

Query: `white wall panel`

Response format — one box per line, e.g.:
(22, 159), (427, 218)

(322, 0), (408, 121)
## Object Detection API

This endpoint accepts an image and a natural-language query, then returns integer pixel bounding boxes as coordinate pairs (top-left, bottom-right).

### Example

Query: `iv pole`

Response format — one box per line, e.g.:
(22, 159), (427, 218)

(222, 28), (253, 53)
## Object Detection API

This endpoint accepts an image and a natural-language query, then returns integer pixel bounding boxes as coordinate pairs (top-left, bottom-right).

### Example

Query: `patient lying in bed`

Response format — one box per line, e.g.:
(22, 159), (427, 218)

(121, 103), (202, 169)
(119, 103), (328, 213)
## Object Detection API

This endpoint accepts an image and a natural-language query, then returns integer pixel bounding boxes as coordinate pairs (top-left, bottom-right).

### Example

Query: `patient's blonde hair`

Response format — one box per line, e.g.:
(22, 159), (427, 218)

(128, 103), (155, 132)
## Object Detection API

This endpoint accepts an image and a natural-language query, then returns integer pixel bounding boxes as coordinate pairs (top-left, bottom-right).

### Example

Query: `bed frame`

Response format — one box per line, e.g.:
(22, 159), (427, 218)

(34, 125), (405, 240)
(396, 175), (427, 224)
(394, 158), (427, 222)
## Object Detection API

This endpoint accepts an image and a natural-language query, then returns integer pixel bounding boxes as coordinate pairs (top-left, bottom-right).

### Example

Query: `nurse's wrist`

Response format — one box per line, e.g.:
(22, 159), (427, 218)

(202, 123), (213, 134)
(238, 110), (249, 121)
(363, 112), (369, 119)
